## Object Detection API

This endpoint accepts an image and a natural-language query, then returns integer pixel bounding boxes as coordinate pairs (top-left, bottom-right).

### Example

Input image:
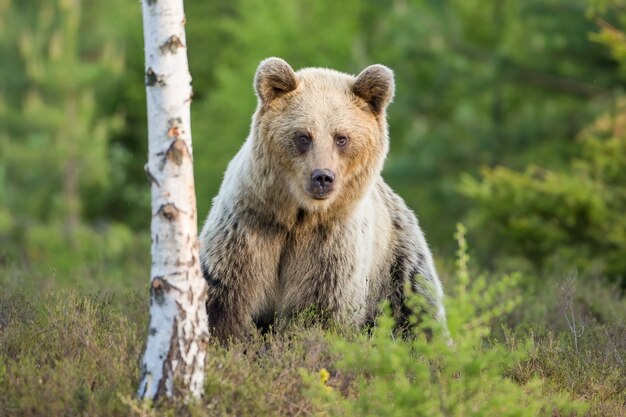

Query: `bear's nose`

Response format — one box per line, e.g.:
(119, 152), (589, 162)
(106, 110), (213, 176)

(311, 169), (335, 188)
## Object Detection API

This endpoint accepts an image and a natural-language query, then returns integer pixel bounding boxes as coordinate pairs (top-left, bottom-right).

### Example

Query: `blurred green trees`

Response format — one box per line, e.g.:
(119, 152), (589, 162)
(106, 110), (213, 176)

(462, 1), (626, 282)
(0, 0), (139, 277)
(1, 0), (625, 284)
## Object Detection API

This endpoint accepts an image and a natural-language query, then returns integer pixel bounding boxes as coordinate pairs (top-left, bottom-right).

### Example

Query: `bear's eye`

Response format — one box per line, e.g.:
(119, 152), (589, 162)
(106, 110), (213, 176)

(335, 135), (349, 147)
(297, 134), (312, 145)
(293, 132), (312, 154)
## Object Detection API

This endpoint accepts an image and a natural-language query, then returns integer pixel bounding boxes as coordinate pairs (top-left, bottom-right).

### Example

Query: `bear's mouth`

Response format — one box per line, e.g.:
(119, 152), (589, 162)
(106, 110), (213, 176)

(311, 193), (331, 200)
(307, 186), (333, 200)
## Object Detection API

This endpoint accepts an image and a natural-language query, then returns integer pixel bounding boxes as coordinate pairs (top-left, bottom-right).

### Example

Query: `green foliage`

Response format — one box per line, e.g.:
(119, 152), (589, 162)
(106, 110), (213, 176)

(22, 221), (140, 279)
(304, 225), (584, 416)
(459, 0), (626, 280)
(0, 0), (146, 278)
(0, 0), (124, 219)
(462, 97), (626, 280)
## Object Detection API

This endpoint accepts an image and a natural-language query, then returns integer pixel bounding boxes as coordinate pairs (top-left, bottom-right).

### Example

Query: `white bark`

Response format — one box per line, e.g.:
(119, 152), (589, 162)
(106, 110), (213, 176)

(137, 0), (209, 401)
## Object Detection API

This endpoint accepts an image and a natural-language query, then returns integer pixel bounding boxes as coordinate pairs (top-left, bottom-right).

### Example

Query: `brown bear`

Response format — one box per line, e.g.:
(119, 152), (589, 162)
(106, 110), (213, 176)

(199, 58), (447, 341)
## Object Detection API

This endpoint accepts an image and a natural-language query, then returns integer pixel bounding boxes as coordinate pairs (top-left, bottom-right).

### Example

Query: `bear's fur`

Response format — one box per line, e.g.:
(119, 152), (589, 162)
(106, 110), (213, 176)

(199, 58), (446, 341)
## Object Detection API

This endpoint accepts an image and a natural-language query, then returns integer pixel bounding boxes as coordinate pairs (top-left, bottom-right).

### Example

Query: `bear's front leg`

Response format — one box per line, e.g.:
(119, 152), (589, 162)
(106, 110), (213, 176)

(200, 208), (286, 342)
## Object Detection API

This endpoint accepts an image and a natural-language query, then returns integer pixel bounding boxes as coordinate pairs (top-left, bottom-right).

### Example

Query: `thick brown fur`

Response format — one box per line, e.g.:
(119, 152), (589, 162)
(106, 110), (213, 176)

(200, 58), (446, 342)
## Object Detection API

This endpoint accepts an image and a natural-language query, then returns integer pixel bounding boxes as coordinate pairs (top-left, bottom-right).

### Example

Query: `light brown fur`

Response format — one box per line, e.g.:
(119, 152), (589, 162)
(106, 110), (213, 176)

(200, 58), (446, 341)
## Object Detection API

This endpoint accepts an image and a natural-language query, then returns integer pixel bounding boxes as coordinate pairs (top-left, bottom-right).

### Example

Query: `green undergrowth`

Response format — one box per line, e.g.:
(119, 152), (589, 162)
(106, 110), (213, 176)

(1, 225), (625, 416)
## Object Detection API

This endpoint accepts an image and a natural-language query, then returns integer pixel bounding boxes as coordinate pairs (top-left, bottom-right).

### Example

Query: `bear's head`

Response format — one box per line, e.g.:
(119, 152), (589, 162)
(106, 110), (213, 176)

(251, 58), (394, 213)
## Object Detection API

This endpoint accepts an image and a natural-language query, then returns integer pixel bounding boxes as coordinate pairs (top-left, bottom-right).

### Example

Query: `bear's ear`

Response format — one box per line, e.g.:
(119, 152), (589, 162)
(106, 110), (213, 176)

(254, 57), (298, 105)
(353, 64), (395, 115)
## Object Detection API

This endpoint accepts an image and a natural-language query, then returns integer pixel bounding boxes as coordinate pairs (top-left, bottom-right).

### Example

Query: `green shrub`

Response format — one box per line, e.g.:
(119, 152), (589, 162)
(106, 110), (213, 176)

(459, 0), (626, 282)
(305, 224), (587, 417)
(461, 106), (626, 282)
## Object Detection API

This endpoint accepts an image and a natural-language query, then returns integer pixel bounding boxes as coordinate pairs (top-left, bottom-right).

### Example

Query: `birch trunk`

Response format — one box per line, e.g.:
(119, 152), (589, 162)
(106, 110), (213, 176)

(137, 0), (209, 401)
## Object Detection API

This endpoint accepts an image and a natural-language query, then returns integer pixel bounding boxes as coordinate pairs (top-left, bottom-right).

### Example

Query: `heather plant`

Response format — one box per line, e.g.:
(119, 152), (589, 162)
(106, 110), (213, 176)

(2, 229), (623, 416)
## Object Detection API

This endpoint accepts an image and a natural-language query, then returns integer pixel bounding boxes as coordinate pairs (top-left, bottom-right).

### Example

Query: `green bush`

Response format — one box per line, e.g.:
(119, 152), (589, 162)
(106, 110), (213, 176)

(305, 225), (586, 417)
(459, 0), (626, 281)
(462, 105), (626, 281)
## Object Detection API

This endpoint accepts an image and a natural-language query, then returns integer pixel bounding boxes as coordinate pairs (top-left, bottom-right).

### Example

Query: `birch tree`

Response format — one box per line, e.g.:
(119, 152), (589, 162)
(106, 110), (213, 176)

(137, 0), (209, 400)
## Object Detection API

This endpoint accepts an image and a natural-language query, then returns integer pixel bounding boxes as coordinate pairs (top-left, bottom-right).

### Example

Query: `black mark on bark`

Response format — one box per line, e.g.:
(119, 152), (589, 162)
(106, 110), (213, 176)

(144, 163), (160, 186)
(151, 277), (168, 304)
(156, 318), (177, 398)
(145, 67), (164, 86)
(145, 68), (157, 86)
(151, 277), (182, 305)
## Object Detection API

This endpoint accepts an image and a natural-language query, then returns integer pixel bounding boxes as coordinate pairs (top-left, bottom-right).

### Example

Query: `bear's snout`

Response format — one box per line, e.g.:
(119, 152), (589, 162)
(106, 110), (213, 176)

(309, 169), (335, 199)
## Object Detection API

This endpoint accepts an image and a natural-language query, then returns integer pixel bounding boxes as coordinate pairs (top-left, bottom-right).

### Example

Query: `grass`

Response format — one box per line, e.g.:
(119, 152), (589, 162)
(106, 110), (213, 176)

(1, 229), (625, 416)
(0, 286), (341, 417)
